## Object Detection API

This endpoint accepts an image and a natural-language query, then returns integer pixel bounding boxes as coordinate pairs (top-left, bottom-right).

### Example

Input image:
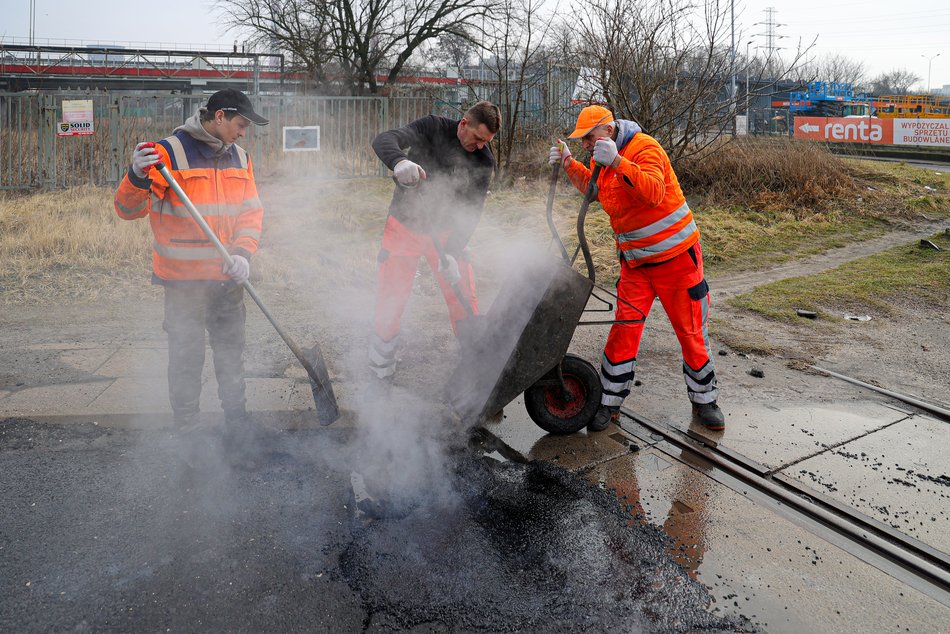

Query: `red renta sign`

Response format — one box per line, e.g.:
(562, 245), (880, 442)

(794, 117), (893, 144)
(794, 117), (950, 148)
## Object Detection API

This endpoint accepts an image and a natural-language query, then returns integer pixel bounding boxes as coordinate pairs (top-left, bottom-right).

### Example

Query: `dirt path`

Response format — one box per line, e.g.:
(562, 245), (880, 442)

(710, 219), (947, 300)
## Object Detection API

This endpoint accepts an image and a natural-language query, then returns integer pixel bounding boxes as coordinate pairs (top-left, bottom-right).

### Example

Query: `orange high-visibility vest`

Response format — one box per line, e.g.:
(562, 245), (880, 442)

(565, 132), (698, 266)
(114, 132), (263, 282)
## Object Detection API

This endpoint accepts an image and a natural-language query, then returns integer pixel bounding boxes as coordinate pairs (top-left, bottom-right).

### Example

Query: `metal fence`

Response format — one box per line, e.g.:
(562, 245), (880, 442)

(0, 91), (458, 190)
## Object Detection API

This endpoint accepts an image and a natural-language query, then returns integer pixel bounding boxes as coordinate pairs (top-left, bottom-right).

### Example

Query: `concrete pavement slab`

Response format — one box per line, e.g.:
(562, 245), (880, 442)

(0, 381), (113, 416)
(87, 377), (171, 414)
(94, 347), (168, 378)
(688, 400), (911, 471)
(785, 413), (950, 554)
(583, 442), (950, 631)
(56, 348), (116, 374)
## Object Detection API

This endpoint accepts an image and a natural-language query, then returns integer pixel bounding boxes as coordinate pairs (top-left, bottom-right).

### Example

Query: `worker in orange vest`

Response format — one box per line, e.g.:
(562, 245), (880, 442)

(114, 89), (268, 433)
(549, 105), (724, 432)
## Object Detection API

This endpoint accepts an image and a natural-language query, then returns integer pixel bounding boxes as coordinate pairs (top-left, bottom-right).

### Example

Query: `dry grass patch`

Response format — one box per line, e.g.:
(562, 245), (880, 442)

(0, 186), (151, 303)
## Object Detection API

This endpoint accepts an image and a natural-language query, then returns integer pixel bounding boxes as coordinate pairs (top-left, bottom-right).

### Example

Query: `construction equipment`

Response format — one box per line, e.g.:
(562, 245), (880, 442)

(154, 162), (340, 425)
(872, 95), (950, 119)
(776, 81), (872, 118)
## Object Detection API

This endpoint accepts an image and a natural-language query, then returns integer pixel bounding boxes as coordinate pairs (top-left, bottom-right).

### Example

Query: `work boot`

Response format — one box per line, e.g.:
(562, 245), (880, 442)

(172, 411), (202, 434)
(692, 401), (725, 431)
(588, 405), (620, 432)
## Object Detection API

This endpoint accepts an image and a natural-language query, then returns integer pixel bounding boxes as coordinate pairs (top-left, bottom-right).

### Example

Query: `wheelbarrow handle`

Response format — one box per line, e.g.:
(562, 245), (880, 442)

(153, 162), (339, 424)
(545, 161), (569, 261)
(576, 164), (602, 283)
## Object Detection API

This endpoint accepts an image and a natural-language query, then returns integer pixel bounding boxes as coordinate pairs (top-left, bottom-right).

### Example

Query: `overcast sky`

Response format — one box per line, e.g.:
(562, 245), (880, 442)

(3, 0), (948, 91)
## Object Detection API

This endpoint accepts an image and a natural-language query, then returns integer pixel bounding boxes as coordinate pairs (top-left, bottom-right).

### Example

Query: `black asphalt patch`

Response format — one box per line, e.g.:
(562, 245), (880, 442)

(1, 418), (753, 632)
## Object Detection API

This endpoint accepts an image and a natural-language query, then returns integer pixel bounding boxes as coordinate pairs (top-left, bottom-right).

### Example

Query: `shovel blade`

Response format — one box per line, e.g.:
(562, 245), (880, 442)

(304, 344), (340, 425)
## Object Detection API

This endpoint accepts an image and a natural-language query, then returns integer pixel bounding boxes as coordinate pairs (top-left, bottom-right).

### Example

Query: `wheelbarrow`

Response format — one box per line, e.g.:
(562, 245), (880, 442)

(447, 164), (644, 434)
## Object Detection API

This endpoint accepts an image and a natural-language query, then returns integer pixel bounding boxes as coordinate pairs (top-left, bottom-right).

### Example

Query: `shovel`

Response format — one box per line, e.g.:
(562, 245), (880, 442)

(154, 162), (340, 425)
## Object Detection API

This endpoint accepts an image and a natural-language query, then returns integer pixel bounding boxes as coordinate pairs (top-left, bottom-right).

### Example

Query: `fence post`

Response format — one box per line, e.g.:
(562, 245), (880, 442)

(110, 97), (122, 185)
(39, 93), (56, 190)
(378, 96), (389, 177)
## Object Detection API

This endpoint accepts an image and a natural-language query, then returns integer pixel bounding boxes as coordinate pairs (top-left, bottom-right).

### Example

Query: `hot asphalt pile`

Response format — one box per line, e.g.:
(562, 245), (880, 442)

(0, 417), (753, 632)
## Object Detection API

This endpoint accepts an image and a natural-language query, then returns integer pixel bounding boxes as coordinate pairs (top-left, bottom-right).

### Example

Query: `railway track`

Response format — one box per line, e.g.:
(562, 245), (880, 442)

(616, 407), (950, 608)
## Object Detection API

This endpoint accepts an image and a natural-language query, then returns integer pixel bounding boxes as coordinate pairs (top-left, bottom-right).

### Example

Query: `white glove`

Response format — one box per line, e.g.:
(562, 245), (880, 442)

(438, 254), (461, 285)
(593, 137), (620, 167)
(548, 139), (572, 167)
(131, 142), (160, 178)
(223, 254), (250, 284)
(393, 159), (427, 187)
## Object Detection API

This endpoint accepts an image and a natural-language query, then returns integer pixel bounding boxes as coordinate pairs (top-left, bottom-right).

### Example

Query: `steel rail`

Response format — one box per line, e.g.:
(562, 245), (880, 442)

(618, 407), (950, 604)
(810, 365), (950, 421)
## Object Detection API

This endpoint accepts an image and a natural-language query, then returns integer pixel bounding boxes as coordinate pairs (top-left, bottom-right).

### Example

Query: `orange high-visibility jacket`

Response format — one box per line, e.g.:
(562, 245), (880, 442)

(114, 131), (263, 283)
(565, 121), (698, 266)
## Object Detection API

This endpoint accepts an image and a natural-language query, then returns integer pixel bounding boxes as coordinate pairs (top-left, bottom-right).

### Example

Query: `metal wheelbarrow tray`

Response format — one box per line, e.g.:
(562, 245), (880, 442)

(447, 255), (597, 433)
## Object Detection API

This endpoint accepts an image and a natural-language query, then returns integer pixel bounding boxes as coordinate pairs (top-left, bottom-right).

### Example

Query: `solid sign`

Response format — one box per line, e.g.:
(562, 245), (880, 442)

(58, 99), (95, 136)
(57, 121), (95, 136)
(282, 126), (320, 152)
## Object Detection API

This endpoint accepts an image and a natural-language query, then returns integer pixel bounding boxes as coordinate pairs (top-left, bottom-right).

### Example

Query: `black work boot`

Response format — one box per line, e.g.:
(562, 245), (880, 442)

(589, 406), (620, 432)
(692, 401), (725, 431)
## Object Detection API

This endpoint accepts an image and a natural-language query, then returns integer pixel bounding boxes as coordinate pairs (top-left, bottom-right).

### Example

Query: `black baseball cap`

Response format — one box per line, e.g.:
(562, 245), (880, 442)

(206, 89), (269, 125)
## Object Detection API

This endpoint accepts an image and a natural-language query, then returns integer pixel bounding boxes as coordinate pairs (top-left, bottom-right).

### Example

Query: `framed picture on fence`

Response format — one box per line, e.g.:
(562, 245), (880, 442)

(282, 126), (320, 152)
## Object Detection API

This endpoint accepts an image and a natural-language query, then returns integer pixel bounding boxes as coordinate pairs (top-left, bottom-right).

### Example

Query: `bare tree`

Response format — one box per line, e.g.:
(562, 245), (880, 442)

(568, 0), (812, 163)
(218, 0), (337, 88)
(816, 53), (867, 90)
(870, 68), (923, 95)
(480, 0), (562, 175)
(218, 0), (492, 94)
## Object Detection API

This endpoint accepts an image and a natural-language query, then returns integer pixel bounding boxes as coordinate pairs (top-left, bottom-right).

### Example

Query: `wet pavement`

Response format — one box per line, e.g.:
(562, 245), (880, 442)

(2, 314), (948, 631)
(0, 417), (750, 633)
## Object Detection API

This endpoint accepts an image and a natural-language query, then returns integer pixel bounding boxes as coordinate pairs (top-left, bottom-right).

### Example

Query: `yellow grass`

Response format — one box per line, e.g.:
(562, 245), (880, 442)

(0, 186), (152, 302)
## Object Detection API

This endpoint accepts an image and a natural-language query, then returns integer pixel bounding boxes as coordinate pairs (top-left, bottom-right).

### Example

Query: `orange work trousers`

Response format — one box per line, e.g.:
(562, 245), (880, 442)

(601, 243), (718, 408)
(374, 215), (478, 342)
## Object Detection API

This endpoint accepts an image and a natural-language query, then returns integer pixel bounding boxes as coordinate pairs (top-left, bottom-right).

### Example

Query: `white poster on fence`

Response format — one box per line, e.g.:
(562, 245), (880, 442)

(892, 119), (950, 148)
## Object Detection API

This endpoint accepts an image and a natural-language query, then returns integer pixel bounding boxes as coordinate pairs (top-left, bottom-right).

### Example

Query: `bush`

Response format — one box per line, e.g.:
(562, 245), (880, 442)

(677, 138), (857, 210)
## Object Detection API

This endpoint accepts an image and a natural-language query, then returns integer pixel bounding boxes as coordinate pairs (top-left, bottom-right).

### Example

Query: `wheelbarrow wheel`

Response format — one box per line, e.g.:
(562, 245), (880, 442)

(524, 354), (602, 435)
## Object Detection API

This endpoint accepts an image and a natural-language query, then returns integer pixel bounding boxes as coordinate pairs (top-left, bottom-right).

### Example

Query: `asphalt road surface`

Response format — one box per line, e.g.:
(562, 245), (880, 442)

(0, 418), (752, 633)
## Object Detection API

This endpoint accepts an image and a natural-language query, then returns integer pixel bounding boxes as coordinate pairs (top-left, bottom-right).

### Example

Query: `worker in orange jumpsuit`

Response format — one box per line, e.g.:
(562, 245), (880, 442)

(549, 105), (724, 431)
(369, 101), (500, 379)
(113, 89), (268, 431)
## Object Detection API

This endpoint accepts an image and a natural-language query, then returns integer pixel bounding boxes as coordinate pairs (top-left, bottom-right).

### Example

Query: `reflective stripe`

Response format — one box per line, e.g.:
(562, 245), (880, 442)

(155, 200), (249, 220)
(615, 202), (691, 244)
(239, 197), (262, 214)
(154, 242), (220, 260)
(234, 227), (261, 240)
(683, 298), (719, 404)
(164, 135), (190, 170)
(684, 358), (715, 382)
(234, 145), (248, 169)
(620, 219), (698, 261)
(116, 197), (147, 216)
(368, 334), (399, 377)
(600, 352), (636, 408)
